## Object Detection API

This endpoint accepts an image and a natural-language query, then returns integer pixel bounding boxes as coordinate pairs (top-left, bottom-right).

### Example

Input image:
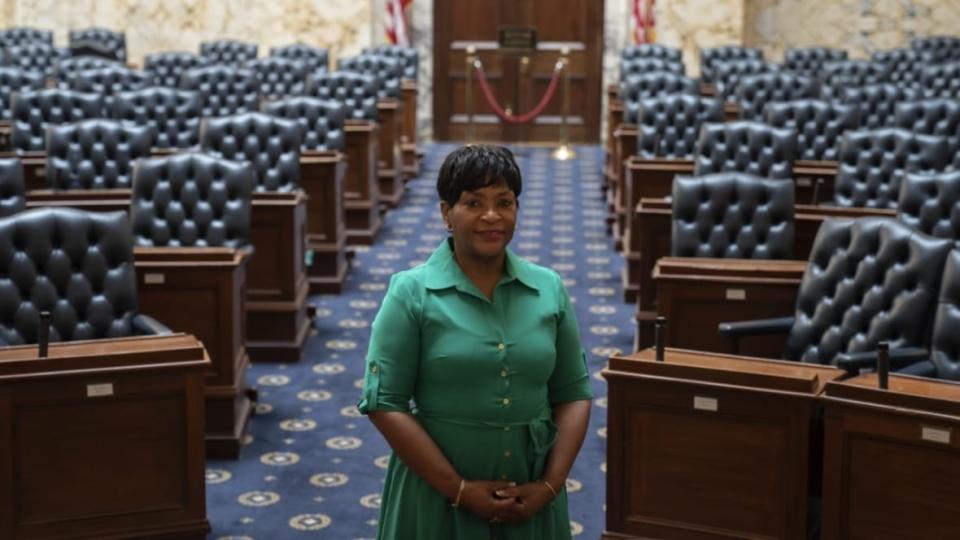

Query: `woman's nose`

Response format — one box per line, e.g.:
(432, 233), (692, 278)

(481, 207), (502, 221)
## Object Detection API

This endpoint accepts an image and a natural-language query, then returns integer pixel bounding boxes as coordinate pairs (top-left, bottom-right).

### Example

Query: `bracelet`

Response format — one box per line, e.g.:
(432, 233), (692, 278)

(541, 479), (558, 498)
(451, 479), (466, 507)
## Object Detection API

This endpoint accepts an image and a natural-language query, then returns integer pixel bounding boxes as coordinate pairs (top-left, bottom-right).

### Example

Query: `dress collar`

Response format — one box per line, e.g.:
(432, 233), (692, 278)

(424, 238), (539, 293)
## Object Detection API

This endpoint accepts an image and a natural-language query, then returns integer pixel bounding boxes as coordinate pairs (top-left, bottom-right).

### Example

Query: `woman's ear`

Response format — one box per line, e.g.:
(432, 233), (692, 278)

(440, 201), (451, 230)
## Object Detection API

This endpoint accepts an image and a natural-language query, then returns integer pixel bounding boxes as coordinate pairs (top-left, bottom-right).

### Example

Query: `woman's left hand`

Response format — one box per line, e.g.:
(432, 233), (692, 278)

(488, 482), (556, 524)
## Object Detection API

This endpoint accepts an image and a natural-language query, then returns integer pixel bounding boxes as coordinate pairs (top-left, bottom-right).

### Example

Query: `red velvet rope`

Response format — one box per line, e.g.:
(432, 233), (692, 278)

(472, 58), (564, 123)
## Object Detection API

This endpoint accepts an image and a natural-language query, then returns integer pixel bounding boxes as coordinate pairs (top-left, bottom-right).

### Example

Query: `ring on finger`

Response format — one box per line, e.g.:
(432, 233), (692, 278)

(490, 515), (500, 523)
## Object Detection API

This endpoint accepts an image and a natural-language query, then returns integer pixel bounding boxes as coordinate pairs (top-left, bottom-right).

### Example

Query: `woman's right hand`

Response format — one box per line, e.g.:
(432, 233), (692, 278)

(458, 480), (519, 521)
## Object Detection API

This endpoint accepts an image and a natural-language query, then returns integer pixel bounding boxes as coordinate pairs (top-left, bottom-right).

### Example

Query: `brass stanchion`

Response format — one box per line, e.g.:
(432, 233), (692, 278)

(552, 47), (575, 161)
(465, 45), (476, 143)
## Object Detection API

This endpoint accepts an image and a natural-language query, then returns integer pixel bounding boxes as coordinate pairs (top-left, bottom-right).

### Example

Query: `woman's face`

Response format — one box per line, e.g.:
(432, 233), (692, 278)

(441, 183), (518, 262)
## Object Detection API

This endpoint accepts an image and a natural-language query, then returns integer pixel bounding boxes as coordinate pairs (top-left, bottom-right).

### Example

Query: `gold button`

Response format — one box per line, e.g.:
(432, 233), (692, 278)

(504, 450), (511, 457)
(502, 397), (510, 406)
(500, 370), (508, 378)
(371, 366), (378, 373)
(497, 343), (505, 351)
(504, 426), (510, 432)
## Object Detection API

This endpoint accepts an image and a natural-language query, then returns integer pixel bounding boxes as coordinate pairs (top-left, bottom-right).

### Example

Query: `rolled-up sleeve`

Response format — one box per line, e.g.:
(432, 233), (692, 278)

(548, 278), (594, 404)
(358, 274), (421, 414)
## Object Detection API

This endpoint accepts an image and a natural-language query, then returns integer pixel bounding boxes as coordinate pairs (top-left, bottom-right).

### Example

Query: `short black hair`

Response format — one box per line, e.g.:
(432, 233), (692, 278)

(436, 145), (522, 206)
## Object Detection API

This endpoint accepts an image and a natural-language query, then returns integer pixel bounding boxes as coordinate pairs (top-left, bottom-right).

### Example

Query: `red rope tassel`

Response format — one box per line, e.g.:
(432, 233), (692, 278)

(472, 59), (564, 123)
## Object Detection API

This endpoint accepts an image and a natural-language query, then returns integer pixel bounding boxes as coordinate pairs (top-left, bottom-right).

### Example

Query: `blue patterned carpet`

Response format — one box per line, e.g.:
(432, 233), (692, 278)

(205, 144), (635, 539)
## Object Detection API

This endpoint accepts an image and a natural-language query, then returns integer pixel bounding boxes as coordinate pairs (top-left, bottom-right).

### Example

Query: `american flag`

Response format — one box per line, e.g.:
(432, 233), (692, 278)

(385, 0), (412, 46)
(632, 0), (656, 44)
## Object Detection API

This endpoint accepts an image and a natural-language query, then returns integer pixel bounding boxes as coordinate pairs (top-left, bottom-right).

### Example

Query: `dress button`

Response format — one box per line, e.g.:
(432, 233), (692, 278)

(500, 370), (508, 378)
(497, 342), (505, 351)
(371, 366), (378, 373)
(504, 426), (510, 431)
(502, 397), (510, 406)
(504, 450), (511, 457)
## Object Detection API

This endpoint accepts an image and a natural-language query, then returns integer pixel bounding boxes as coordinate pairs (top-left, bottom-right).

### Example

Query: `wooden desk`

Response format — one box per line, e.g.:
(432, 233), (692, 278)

(821, 374), (960, 539)
(723, 101), (739, 121)
(611, 123), (638, 249)
(400, 79), (419, 179)
(793, 160), (837, 205)
(0, 120), (10, 152)
(301, 150), (348, 294)
(134, 247), (253, 459)
(376, 97), (404, 209)
(344, 119), (382, 245)
(650, 257), (806, 356)
(605, 84), (623, 195)
(0, 334), (210, 540)
(603, 348), (843, 540)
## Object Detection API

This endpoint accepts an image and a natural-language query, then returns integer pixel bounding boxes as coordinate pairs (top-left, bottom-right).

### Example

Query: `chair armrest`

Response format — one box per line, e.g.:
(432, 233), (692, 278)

(718, 317), (794, 338)
(133, 314), (173, 336)
(834, 347), (930, 374)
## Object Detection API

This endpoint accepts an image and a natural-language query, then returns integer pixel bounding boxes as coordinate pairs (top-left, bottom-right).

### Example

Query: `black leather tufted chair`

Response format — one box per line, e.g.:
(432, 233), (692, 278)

(819, 60), (890, 99)
(736, 72), (818, 120)
(0, 67), (45, 120)
(713, 59), (780, 102)
(911, 36), (960, 64)
(925, 250), (960, 379)
(262, 96), (347, 151)
(636, 95), (724, 158)
(67, 66), (150, 110)
(200, 112), (303, 192)
(0, 158), (25, 218)
(839, 83), (919, 130)
(699, 46), (763, 84)
(619, 72), (700, 123)
(897, 170), (960, 245)
(112, 87), (202, 149)
(247, 57), (307, 98)
(672, 172), (794, 259)
(45, 119), (154, 190)
(694, 121), (797, 179)
(920, 62), (960, 99)
(363, 45), (419, 80)
(143, 52), (210, 88)
(68, 28), (126, 63)
(833, 128), (950, 209)
(199, 39), (258, 67)
(622, 44), (683, 65)
(55, 56), (120, 84)
(0, 27), (53, 48)
(870, 48), (929, 89)
(131, 152), (255, 249)
(270, 43), (329, 74)
(338, 54), (403, 99)
(720, 217), (953, 365)
(2, 42), (63, 77)
(179, 65), (259, 117)
(894, 99), (960, 153)
(10, 89), (103, 152)
(619, 57), (686, 82)
(0, 207), (171, 346)
(764, 99), (858, 162)
(783, 47), (848, 78)
(305, 71), (380, 121)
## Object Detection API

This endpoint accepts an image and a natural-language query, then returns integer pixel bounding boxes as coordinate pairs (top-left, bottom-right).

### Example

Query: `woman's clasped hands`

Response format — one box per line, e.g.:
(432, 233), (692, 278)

(458, 480), (556, 524)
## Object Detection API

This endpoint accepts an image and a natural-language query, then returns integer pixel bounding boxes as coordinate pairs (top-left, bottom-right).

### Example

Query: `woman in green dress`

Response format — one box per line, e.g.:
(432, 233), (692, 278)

(359, 144), (593, 539)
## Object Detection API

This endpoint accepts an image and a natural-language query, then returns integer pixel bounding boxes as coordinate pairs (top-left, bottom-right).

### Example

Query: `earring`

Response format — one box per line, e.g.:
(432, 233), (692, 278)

(445, 222), (453, 232)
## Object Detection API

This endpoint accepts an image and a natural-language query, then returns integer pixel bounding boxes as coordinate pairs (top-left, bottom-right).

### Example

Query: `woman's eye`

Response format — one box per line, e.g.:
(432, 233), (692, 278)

(465, 200), (480, 208)
(498, 199), (514, 208)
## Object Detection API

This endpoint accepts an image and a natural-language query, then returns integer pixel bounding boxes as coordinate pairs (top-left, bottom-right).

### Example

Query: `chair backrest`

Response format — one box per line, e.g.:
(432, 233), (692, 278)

(338, 54), (403, 99)
(111, 87), (202, 149)
(764, 99), (858, 162)
(736, 72), (818, 120)
(143, 52), (210, 88)
(262, 96), (347, 151)
(819, 60), (890, 99)
(0, 67), (45, 120)
(0, 158), (25, 218)
(619, 57), (685, 82)
(179, 65), (259, 117)
(55, 56), (119, 83)
(619, 72), (700, 123)
(200, 112), (303, 192)
(839, 83), (919, 130)
(305, 71), (380, 121)
(894, 98), (960, 153)
(786, 217), (952, 363)
(2, 42), (63, 77)
(636, 94), (724, 158)
(68, 27), (126, 63)
(911, 35), (960, 63)
(199, 39), (258, 66)
(783, 47), (848, 78)
(713, 59), (779, 102)
(897, 170), (960, 244)
(0, 27), (53, 48)
(270, 43), (329, 73)
(363, 44), (419, 80)
(694, 120), (797, 179)
(833, 128), (950, 209)
(68, 66), (150, 107)
(10, 88), (103, 152)
(920, 62), (960, 99)
(247, 57), (307, 97)
(870, 48), (929, 89)
(931, 250), (960, 380)
(671, 172), (794, 259)
(131, 152), (255, 248)
(0, 207), (140, 345)
(699, 46), (763, 84)
(46, 119), (154, 190)
(622, 44), (683, 65)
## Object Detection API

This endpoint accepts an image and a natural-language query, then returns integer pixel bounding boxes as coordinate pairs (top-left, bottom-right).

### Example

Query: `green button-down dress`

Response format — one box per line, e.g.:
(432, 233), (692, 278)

(358, 239), (594, 540)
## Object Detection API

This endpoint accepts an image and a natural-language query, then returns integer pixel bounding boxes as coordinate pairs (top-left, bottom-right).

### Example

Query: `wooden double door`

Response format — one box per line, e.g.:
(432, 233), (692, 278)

(433, 0), (604, 144)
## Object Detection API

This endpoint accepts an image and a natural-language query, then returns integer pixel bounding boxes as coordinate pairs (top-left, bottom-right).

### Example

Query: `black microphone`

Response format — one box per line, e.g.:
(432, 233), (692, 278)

(654, 316), (666, 362)
(38, 311), (51, 358)
(877, 342), (890, 390)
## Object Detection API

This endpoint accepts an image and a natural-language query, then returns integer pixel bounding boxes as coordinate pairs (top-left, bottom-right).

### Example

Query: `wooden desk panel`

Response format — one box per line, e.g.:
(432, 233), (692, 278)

(344, 120), (383, 245)
(612, 124), (638, 250)
(401, 79), (420, 179)
(376, 98), (404, 209)
(603, 348), (843, 540)
(821, 374), (960, 539)
(0, 334), (210, 540)
(26, 188), (131, 214)
(301, 150), (348, 294)
(135, 247), (253, 459)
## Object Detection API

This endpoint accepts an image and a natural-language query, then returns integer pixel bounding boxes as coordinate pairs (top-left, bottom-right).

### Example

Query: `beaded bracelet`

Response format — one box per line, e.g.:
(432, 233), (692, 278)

(451, 479), (466, 507)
